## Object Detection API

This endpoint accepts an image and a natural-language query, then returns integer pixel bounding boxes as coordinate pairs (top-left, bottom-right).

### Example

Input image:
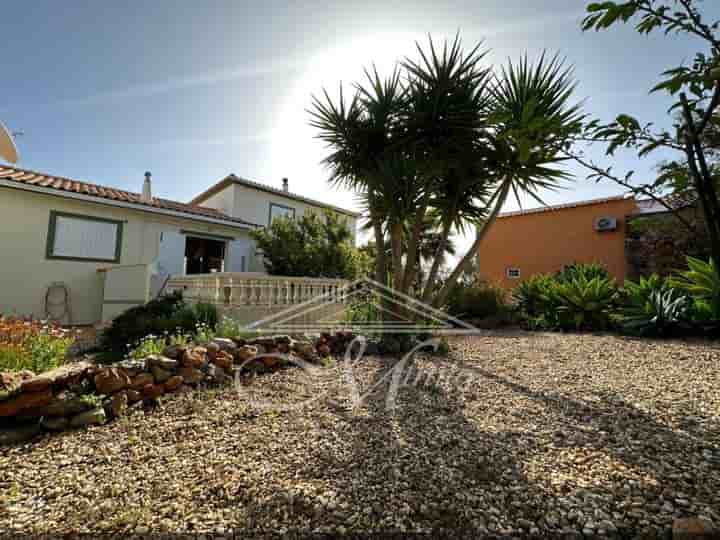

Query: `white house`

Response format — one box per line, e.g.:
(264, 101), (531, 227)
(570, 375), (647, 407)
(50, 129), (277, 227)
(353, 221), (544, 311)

(0, 165), (359, 324)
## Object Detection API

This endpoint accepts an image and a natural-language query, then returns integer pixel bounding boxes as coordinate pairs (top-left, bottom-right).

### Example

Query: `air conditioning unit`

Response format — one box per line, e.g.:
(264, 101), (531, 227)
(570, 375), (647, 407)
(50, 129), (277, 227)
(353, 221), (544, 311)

(594, 216), (617, 232)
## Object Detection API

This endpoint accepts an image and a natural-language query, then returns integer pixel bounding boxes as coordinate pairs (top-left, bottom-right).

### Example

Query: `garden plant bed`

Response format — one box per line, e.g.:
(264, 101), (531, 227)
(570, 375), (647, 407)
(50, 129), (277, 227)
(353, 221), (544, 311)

(1, 331), (718, 537)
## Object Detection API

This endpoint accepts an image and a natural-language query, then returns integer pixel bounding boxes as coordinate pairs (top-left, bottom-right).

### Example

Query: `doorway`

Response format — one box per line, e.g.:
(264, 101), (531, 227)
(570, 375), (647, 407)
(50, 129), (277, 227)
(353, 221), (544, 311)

(185, 236), (226, 274)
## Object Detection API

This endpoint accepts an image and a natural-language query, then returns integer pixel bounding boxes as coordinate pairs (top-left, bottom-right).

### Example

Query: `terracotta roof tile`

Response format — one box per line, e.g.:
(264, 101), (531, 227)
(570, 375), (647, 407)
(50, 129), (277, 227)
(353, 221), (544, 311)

(0, 165), (260, 228)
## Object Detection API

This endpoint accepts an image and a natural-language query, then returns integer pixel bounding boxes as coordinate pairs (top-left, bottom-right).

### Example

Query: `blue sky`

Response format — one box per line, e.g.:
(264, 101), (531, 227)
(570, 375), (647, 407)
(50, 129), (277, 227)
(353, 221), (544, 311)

(2, 0), (716, 227)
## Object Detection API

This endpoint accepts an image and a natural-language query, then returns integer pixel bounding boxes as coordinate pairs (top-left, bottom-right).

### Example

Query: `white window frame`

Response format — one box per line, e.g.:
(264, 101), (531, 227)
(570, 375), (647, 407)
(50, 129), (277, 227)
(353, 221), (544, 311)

(506, 267), (521, 279)
(46, 211), (123, 263)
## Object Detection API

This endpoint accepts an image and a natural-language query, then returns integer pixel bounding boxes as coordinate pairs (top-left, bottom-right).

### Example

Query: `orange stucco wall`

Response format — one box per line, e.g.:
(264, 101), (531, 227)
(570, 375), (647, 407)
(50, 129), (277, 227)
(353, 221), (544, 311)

(477, 197), (638, 289)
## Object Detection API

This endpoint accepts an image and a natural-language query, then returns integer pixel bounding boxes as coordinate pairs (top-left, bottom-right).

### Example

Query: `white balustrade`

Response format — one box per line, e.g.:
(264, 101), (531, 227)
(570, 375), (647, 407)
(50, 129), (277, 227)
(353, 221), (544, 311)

(164, 273), (350, 326)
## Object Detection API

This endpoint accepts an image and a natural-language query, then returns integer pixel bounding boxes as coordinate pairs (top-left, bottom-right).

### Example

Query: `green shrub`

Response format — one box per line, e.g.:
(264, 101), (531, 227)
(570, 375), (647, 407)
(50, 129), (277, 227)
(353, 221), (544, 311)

(555, 262), (610, 283)
(0, 318), (72, 373)
(667, 256), (720, 320)
(127, 332), (191, 360)
(193, 323), (216, 344)
(622, 287), (691, 336)
(623, 274), (669, 306)
(194, 302), (219, 328)
(512, 264), (619, 331)
(548, 272), (619, 331)
(447, 282), (508, 320)
(100, 292), (198, 355)
(250, 210), (368, 278)
(512, 274), (556, 319)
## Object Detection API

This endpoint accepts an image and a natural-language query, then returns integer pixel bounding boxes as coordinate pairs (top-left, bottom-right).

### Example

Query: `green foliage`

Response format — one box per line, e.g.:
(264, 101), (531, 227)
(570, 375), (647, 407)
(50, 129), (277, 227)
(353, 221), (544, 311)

(622, 287), (691, 336)
(512, 264), (619, 331)
(668, 256), (720, 319)
(250, 210), (367, 279)
(80, 393), (103, 408)
(512, 274), (556, 319)
(447, 282), (508, 320)
(623, 274), (669, 305)
(555, 262), (610, 283)
(193, 323), (216, 345)
(215, 317), (257, 341)
(23, 333), (72, 372)
(310, 35), (584, 310)
(100, 292), (198, 355)
(194, 302), (219, 328)
(579, 1), (720, 274)
(0, 318), (72, 373)
(0, 335), (71, 374)
(549, 272), (619, 331)
(127, 335), (167, 360)
(344, 299), (381, 326)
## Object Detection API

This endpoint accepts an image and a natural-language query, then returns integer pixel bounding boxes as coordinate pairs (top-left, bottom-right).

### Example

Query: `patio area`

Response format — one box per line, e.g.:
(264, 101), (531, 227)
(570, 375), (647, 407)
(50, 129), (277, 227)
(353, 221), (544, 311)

(1, 331), (718, 537)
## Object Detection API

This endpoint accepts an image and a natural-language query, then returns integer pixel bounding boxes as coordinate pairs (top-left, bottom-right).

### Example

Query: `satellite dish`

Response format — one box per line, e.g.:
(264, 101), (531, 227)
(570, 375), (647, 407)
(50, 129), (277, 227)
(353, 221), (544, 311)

(0, 120), (19, 164)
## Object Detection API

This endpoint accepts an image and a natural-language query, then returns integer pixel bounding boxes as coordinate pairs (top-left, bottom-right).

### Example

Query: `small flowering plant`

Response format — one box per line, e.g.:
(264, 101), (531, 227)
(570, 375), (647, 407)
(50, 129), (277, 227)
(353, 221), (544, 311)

(0, 316), (74, 373)
(127, 331), (191, 359)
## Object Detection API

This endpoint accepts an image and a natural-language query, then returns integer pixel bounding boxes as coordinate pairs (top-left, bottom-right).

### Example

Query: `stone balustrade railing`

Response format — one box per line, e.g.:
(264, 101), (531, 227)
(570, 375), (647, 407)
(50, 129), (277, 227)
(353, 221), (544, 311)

(165, 273), (350, 308)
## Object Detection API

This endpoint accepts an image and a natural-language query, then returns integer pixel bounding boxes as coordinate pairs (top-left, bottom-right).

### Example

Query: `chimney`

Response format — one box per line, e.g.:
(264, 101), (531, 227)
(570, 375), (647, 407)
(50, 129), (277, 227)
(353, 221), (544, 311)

(282, 177), (289, 192)
(142, 171), (153, 202)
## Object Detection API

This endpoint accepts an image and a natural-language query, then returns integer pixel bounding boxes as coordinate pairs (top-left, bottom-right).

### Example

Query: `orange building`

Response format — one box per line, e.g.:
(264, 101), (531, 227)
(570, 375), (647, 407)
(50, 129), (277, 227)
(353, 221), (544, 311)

(477, 195), (639, 289)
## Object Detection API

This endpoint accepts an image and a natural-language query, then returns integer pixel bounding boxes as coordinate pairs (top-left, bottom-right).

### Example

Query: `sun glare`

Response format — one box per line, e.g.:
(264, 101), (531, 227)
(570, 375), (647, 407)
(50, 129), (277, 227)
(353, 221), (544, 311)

(267, 33), (424, 207)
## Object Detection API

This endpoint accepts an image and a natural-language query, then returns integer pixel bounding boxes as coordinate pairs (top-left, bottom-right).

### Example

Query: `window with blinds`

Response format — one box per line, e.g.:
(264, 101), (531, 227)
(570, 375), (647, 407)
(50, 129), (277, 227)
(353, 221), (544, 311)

(46, 211), (123, 262)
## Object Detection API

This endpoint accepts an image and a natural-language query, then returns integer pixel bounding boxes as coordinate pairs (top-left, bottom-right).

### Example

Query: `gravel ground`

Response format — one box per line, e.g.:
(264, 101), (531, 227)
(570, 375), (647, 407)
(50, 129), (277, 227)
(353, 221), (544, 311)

(1, 331), (719, 538)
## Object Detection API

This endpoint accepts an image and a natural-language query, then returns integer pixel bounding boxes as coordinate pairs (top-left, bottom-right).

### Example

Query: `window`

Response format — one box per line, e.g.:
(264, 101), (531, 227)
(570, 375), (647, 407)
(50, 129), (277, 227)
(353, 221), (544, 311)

(268, 203), (295, 225)
(46, 211), (123, 263)
(506, 267), (521, 279)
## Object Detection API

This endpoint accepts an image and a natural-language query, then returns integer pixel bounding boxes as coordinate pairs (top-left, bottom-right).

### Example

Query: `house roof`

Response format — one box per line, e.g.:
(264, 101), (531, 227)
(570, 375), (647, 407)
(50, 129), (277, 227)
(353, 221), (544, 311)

(498, 194), (634, 219)
(190, 174), (362, 218)
(0, 165), (261, 229)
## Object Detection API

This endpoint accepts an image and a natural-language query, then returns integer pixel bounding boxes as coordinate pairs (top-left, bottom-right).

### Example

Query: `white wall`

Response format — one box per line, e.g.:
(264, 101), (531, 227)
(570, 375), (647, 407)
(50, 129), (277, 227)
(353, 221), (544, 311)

(0, 187), (255, 324)
(211, 183), (358, 241)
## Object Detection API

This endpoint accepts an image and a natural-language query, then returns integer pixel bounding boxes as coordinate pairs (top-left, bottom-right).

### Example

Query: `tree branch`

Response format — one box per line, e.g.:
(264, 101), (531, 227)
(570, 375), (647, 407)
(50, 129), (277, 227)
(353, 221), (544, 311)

(565, 149), (696, 232)
(636, 1), (720, 47)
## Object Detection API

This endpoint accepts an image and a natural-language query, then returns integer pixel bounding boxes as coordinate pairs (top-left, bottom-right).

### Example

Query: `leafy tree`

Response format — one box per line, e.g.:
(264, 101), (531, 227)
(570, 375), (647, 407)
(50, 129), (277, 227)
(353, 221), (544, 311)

(576, 0), (720, 270)
(250, 210), (368, 279)
(310, 36), (584, 316)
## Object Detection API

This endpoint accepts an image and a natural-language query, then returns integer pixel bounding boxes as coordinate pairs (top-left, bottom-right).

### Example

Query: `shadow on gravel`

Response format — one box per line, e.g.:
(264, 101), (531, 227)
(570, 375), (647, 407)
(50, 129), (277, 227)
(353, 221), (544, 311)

(244, 358), (558, 536)
(467, 366), (719, 514)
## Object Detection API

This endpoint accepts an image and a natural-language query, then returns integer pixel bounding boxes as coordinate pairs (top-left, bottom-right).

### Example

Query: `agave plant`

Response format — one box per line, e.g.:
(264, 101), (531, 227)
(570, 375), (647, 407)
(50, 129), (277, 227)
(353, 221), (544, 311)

(622, 288), (691, 337)
(548, 273), (619, 331)
(623, 274), (668, 304)
(556, 262), (610, 283)
(512, 273), (555, 318)
(667, 256), (720, 320)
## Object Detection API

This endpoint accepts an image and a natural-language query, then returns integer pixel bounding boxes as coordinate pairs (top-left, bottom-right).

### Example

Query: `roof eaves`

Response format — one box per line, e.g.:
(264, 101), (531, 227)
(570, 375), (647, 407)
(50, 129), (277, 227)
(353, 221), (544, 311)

(0, 165), (262, 229)
(498, 195), (633, 219)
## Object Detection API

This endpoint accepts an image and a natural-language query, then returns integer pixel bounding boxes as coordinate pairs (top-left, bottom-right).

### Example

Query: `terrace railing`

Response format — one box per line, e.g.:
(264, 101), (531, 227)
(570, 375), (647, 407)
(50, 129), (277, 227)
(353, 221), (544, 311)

(165, 273), (350, 326)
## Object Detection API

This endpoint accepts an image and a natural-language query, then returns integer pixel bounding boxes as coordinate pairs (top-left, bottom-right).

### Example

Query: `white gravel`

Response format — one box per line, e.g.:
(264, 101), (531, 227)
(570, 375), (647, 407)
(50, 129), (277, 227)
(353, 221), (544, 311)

(1, 331), (718, 537)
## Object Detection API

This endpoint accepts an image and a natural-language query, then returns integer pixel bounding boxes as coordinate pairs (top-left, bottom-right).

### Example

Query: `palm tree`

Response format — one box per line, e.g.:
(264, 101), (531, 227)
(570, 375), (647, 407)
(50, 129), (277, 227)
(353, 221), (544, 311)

(310, 36), (584, 314)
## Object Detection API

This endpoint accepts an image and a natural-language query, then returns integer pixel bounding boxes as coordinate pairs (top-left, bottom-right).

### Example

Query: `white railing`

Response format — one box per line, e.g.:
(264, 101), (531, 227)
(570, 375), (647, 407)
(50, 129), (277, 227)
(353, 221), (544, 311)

(165, 273), (350, 325)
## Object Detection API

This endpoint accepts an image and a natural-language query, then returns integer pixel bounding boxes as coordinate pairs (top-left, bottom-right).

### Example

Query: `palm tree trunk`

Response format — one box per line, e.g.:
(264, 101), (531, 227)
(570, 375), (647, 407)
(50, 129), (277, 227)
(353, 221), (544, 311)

(400, 196), (430, 295)
(433, 181), (510, 308)
(421, 213), (455, 304)
(371, 208), (388, 324)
